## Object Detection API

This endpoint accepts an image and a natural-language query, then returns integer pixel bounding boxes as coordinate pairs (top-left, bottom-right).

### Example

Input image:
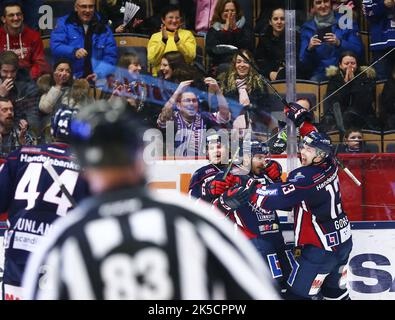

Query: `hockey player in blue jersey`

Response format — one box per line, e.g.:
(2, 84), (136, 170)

(248, 103), (353, 300)
(0, 105), (90, 300)
(210, 140), (292, 293)
(188, 132), (230, 202)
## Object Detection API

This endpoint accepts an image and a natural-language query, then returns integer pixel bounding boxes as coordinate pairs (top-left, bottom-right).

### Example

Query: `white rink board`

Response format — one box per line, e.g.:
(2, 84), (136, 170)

(348, 228), (395, 300)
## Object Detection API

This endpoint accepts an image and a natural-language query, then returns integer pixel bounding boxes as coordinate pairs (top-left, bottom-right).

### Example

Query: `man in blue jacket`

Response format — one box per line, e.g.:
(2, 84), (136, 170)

(363, 0), (395, 80)
(50, 0), (117, 81)
(300, 0), (363, 82)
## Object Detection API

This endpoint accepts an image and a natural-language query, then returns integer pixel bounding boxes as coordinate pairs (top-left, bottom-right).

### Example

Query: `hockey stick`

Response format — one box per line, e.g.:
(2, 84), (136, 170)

(333, 143), (362, 187)
(222, 146), (240, 180)
(334, 157), (362, 186)
(43, 160), (78, 208)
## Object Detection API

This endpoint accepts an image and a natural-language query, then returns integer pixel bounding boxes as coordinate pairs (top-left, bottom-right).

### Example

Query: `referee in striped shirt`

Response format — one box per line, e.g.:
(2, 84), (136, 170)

(22, 100), (280, 300)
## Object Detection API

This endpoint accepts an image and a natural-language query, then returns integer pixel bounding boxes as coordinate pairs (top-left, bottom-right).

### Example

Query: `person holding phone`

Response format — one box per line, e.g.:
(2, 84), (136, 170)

(300, 0), (363, 82)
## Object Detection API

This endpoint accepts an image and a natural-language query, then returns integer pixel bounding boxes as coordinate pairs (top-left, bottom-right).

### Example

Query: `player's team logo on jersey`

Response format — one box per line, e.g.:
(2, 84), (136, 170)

(289, 172), (305, 182)
(325, 232), (339, 247)
(267, 254), (282, 278)
(256, 188), (278, 196)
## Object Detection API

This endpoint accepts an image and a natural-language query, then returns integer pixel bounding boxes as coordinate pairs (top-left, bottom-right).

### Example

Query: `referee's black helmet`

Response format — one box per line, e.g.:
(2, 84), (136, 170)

(70, 100), (144, 168)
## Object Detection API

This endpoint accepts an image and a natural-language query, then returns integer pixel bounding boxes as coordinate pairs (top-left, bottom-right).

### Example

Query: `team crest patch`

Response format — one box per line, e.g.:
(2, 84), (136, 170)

(267, 254), (283, 278)
(325, 232), (339, 247)
(289, 172), (305, 182)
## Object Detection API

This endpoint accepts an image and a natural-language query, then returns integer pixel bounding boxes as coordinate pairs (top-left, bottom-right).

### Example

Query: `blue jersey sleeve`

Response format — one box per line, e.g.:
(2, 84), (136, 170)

(0, 150), (20, 213)
(255, 167), (317, 211)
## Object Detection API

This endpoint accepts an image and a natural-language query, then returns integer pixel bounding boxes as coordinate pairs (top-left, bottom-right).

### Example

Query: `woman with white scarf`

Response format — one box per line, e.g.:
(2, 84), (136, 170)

(217, 49), (278, 137)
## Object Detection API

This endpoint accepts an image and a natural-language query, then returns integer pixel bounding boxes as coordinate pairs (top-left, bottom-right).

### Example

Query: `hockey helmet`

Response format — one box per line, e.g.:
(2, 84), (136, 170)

(70, 100), (144, 168)
(50, 105), (78, 142)
(249, 140), (270, 156)
(302, 131), (333, 158)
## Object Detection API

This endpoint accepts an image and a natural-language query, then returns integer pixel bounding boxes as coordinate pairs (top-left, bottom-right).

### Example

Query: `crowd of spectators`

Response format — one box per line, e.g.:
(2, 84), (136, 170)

(0, 0), (395, 161)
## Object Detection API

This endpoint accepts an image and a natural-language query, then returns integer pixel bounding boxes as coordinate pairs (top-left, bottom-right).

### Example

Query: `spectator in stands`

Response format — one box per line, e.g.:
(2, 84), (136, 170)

(254, 0), (308, 34)
(255, 7), (307, 81)
(300, 0), (363, 82)
(206, 0), (254, 77)
(0, 1), (50, 80)
(159, 51), (206, 91)
(322, 51), (380, 131)
(37, 59), (94, 142)
(156, 51), (207, 113)
(337, 128), (375, 153)
(106, 52), (160, 127)
(147, 4), (196, 77)
(99, 0), (149, 34)
(363, 0), (395, 80)
(0, 51), (40, 140)
(381, 64), (395, 130)
(158, 51), (187, 81)
(217, 49), (275, 135)
(149, 0), (196, 33)
(50, 0), (117, 81)
(157, 79), (230, 156)
(0, 97), (33, 159)
(38, 59), (75, 116)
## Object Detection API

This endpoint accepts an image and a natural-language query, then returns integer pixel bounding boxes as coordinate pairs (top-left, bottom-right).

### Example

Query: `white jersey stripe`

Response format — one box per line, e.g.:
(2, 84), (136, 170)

(175, 217), (208, 299)
(85, 218), (123, 259)
(35, 248), (61, 300)
(311, 215), (332, 251)
(294, 206), (304, 246)
(62, 237), (95, 299)
(129, 208), (167, 245)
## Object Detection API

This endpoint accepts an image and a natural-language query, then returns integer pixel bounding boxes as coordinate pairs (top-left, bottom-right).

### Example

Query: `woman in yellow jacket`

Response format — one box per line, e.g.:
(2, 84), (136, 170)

(147, 4), (196, 77)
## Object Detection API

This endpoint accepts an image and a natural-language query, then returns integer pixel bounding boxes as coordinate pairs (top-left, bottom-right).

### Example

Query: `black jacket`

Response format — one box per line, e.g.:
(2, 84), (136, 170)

(255, 28), (306, 79)
(206, 23), (254, 67)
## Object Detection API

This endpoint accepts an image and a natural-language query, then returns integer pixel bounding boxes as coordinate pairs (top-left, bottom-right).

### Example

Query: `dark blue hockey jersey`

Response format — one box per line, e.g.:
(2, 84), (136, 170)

(188, 163), (226, 202)
(213, 172), (282, 240)
(255, 157), (352, 251)
(0, 143), (90, 268)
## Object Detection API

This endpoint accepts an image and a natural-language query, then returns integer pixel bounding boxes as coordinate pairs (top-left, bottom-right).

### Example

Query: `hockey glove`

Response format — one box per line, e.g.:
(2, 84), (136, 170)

(206, 179), (229, 197)
(271, 130), (287, 154)
(284, 102), (313, 127)
(218, 181), (258, 211)
(264, 160), (283, 182)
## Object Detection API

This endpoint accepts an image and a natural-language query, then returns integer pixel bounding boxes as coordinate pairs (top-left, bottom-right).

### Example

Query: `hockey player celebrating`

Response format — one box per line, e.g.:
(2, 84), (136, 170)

(248, 103), (353, 300)
(22, 100), (280, 300)
(0, 105), (90, 300)
(188, 132), (230, 202)
(209, 140), (292, 294)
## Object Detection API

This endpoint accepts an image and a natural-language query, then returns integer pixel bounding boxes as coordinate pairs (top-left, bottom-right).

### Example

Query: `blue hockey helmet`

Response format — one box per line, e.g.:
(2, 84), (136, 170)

(302, 131), (333, 158)
(249, 140), (270, 156)
(51, 105), (78, 142)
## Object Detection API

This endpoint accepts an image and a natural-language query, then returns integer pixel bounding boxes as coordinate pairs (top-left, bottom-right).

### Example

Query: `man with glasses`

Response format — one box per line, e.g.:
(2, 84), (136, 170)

(148, 4), (196, 76)
(157, 78), (230, 156)
(0, 1), (49, 80)
(50, 0), (117, 81)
